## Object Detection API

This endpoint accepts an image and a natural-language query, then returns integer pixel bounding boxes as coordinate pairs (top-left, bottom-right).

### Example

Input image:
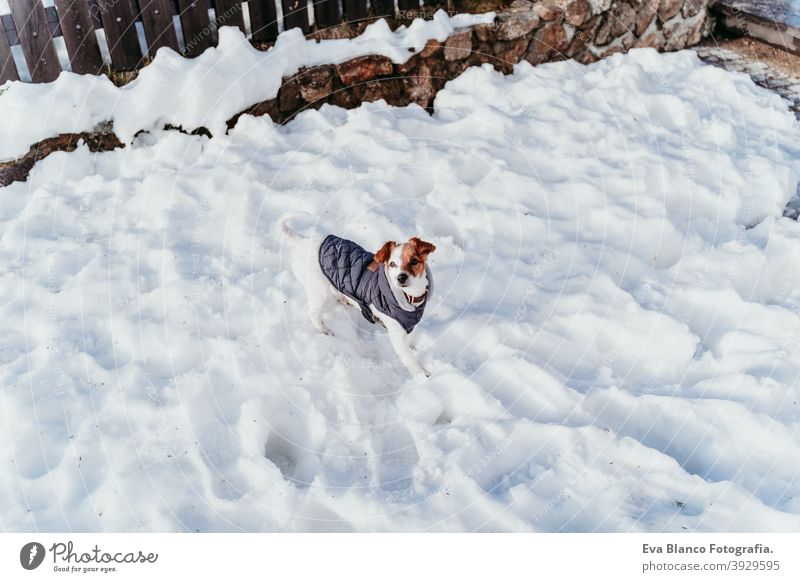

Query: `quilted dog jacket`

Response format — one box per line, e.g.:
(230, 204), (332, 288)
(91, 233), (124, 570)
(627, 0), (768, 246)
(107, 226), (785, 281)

(318, 234), (428, 333)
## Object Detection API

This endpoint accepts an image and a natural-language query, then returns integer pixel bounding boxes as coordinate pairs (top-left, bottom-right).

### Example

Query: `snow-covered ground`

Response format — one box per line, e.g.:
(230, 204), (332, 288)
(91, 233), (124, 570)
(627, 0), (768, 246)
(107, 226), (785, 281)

(0, 12), (494, 158)
(2, 44), (800, 532)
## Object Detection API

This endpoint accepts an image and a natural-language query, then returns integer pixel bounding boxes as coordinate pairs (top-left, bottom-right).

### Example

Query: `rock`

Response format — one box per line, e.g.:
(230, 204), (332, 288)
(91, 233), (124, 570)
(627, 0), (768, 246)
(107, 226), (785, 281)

(566, 13), (603, 57)
(662, 17), (690, 50)
(297, 65), (334, 103)
(448, 57), (473, 78)
(227, 99), (280, 128)
(658, 0), (683, 22)
(634, 0), (658, 36)
(506, 0), (537, 13)
(564, 0), (592, 27)
(396, 54), (421, 75)
(637, 30), (662, 48)
(525, 22), (568, 65)
(687, 12), (708, 45)
(594, 15), (615, 46)
(496, 16), (540, 41)
(534, 1), (564, 22)
(329, 86), (360, 110)
(611, 2), (636, 37)
(621, 32), (637, 49)
(309, 23), (353, 41)
(597, 44), (626, 58)
(575, 49), (600, 64)
(420, 38), (442, 58)
(595, 1), (635, 46)
(494, 37), (531, 72)
(426, 57), (449, 93)
(473, 23), (497, 43)
(444, 30), (473, 61)
(278, 77), (303, 112)
(357, 78), (404, 106)
(0, 123), (124, 187)
(496, 4), (540, 41)
(402, 61), (436, 108)
(682, 0), (705, 18)
(467, 41), (495, 68)
(336, 55), (393, 85)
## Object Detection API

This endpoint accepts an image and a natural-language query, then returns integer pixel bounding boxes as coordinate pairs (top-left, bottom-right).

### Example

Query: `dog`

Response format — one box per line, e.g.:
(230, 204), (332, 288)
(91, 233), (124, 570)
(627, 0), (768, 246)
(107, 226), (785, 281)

(282, 218), (436, 378)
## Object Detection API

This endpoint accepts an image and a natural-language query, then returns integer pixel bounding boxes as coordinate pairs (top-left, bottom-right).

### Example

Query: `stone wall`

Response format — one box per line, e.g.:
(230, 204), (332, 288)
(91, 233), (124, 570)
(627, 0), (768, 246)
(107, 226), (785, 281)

(2, 0), (716, 185)
(230, 0), (715, 126)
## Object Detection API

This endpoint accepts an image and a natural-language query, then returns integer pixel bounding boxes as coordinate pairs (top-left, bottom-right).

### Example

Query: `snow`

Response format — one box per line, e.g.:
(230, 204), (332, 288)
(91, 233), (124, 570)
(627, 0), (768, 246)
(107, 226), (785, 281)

(2, 47), (800, 532)
(0, 10), (495, 161)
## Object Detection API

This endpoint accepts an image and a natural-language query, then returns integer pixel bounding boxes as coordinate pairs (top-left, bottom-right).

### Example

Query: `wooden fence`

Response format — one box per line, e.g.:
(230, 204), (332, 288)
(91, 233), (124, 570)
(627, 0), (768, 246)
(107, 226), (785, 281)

(0, 0), (424, 83)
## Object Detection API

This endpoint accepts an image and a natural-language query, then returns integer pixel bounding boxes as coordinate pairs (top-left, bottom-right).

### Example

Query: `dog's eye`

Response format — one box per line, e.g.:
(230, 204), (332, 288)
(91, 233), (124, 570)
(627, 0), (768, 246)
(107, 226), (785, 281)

(410, 258), (419, 266)
(389, 262), (396, 268)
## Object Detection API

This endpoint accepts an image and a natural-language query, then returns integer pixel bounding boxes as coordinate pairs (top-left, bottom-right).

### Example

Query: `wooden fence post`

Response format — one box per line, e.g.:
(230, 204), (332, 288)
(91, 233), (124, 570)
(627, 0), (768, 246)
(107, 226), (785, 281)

(139, 0), (180, 56)
(214, 0), (246, 34)
(176, 0), (213, 57)
(314, 0), (341, 29)
(397, 0), (420, 11)
(282, 0), (309, 33)
(343, 0), (367, 22)
(371, 0), (394, 18)
(0, 19), (20, 83)
(9, 0), (61, 82)
(249, 0), (279, 42)
(53, 0), (104, 74)
(97, 0), (142, 70)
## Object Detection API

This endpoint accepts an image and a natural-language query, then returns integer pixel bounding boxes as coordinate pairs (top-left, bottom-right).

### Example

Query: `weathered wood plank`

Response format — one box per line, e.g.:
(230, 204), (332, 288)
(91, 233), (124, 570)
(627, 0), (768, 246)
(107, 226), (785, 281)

(0, 22), (20, 83)
(4, 6), (61, 43)
(9, 0), (61, 82)
(342, 0), (367, 21)
(87, 0), (103, 30)
(314, 0), (340, 28)
(139, 0), (180, 56)
(371, 0), (394, 18)
(397, 0), (420, 11)
(249, 0), (279, 41)
(214, 0), (246, 33)
(714, 2), (800, 56)
(282, 0), (309, 33)
(176, 0), (214, 56)
(54, 0), (104, 74)
(97, 0), (142, 70)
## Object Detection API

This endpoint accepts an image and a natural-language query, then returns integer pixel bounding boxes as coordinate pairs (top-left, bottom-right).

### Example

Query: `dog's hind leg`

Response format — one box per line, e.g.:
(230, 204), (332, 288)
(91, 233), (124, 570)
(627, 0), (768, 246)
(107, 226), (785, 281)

(308, 293), (335, 336)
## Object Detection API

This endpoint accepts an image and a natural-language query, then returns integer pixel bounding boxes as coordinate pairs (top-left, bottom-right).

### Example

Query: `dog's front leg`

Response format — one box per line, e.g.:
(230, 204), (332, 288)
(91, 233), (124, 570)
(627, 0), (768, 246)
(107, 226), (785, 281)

(371, 307), (429, 378)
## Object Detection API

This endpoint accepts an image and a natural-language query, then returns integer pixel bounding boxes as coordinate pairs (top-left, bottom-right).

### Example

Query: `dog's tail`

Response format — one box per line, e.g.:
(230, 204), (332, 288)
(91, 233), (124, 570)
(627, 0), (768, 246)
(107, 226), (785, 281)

(280, 213), (307, 240)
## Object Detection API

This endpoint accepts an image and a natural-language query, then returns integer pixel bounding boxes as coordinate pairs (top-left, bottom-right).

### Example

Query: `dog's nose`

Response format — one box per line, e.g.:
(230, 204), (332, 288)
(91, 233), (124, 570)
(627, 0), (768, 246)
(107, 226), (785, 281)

(397, 273), (408, 284)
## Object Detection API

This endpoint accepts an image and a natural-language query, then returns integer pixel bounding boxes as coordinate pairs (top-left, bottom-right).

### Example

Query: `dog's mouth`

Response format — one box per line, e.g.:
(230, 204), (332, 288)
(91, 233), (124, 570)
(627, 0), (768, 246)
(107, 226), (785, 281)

(403, 290), (427, 305)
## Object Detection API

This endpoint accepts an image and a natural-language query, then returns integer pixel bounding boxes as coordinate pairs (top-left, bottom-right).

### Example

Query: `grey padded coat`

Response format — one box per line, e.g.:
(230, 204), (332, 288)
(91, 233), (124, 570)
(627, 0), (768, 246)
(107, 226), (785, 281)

(318, 234), (429, 334)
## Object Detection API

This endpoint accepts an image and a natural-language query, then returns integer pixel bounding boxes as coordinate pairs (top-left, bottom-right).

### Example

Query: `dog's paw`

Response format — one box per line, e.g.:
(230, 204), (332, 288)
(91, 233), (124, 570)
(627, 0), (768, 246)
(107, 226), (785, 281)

(311, 318), (334, 336)
(410, 367), (430, 381)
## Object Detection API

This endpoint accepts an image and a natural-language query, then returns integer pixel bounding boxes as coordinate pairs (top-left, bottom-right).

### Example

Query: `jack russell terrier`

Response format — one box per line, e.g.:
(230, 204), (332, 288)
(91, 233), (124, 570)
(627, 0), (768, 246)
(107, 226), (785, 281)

(282, 219), (436, 378)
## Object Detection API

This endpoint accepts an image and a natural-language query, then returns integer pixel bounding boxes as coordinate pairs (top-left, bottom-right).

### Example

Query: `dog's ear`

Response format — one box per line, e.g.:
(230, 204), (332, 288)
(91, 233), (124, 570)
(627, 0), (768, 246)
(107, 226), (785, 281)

(369, 241), (396, 271)
(374, 241), (397, 264)
(411, 237), (436, 257)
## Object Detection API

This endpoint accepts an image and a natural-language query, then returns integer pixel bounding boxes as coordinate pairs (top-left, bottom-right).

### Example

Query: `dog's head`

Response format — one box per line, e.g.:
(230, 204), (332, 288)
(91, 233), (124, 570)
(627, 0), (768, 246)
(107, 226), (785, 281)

(372, 237), (436, 299)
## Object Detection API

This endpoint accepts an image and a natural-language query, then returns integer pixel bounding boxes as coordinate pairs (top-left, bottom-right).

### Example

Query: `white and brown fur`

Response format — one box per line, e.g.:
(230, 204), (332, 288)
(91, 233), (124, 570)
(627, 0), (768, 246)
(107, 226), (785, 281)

(282, 220), (436, 378)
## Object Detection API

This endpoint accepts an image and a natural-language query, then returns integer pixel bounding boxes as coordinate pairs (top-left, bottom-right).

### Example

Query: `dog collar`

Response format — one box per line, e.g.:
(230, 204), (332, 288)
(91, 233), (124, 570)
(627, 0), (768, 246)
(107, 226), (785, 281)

(403, 290), (427, 306)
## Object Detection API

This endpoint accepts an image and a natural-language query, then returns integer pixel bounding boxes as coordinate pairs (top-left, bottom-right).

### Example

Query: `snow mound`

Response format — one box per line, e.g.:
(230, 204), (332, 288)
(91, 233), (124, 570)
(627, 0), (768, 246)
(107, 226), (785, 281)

(0, 10), (495, 161)
(1, 49), (800, 532)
